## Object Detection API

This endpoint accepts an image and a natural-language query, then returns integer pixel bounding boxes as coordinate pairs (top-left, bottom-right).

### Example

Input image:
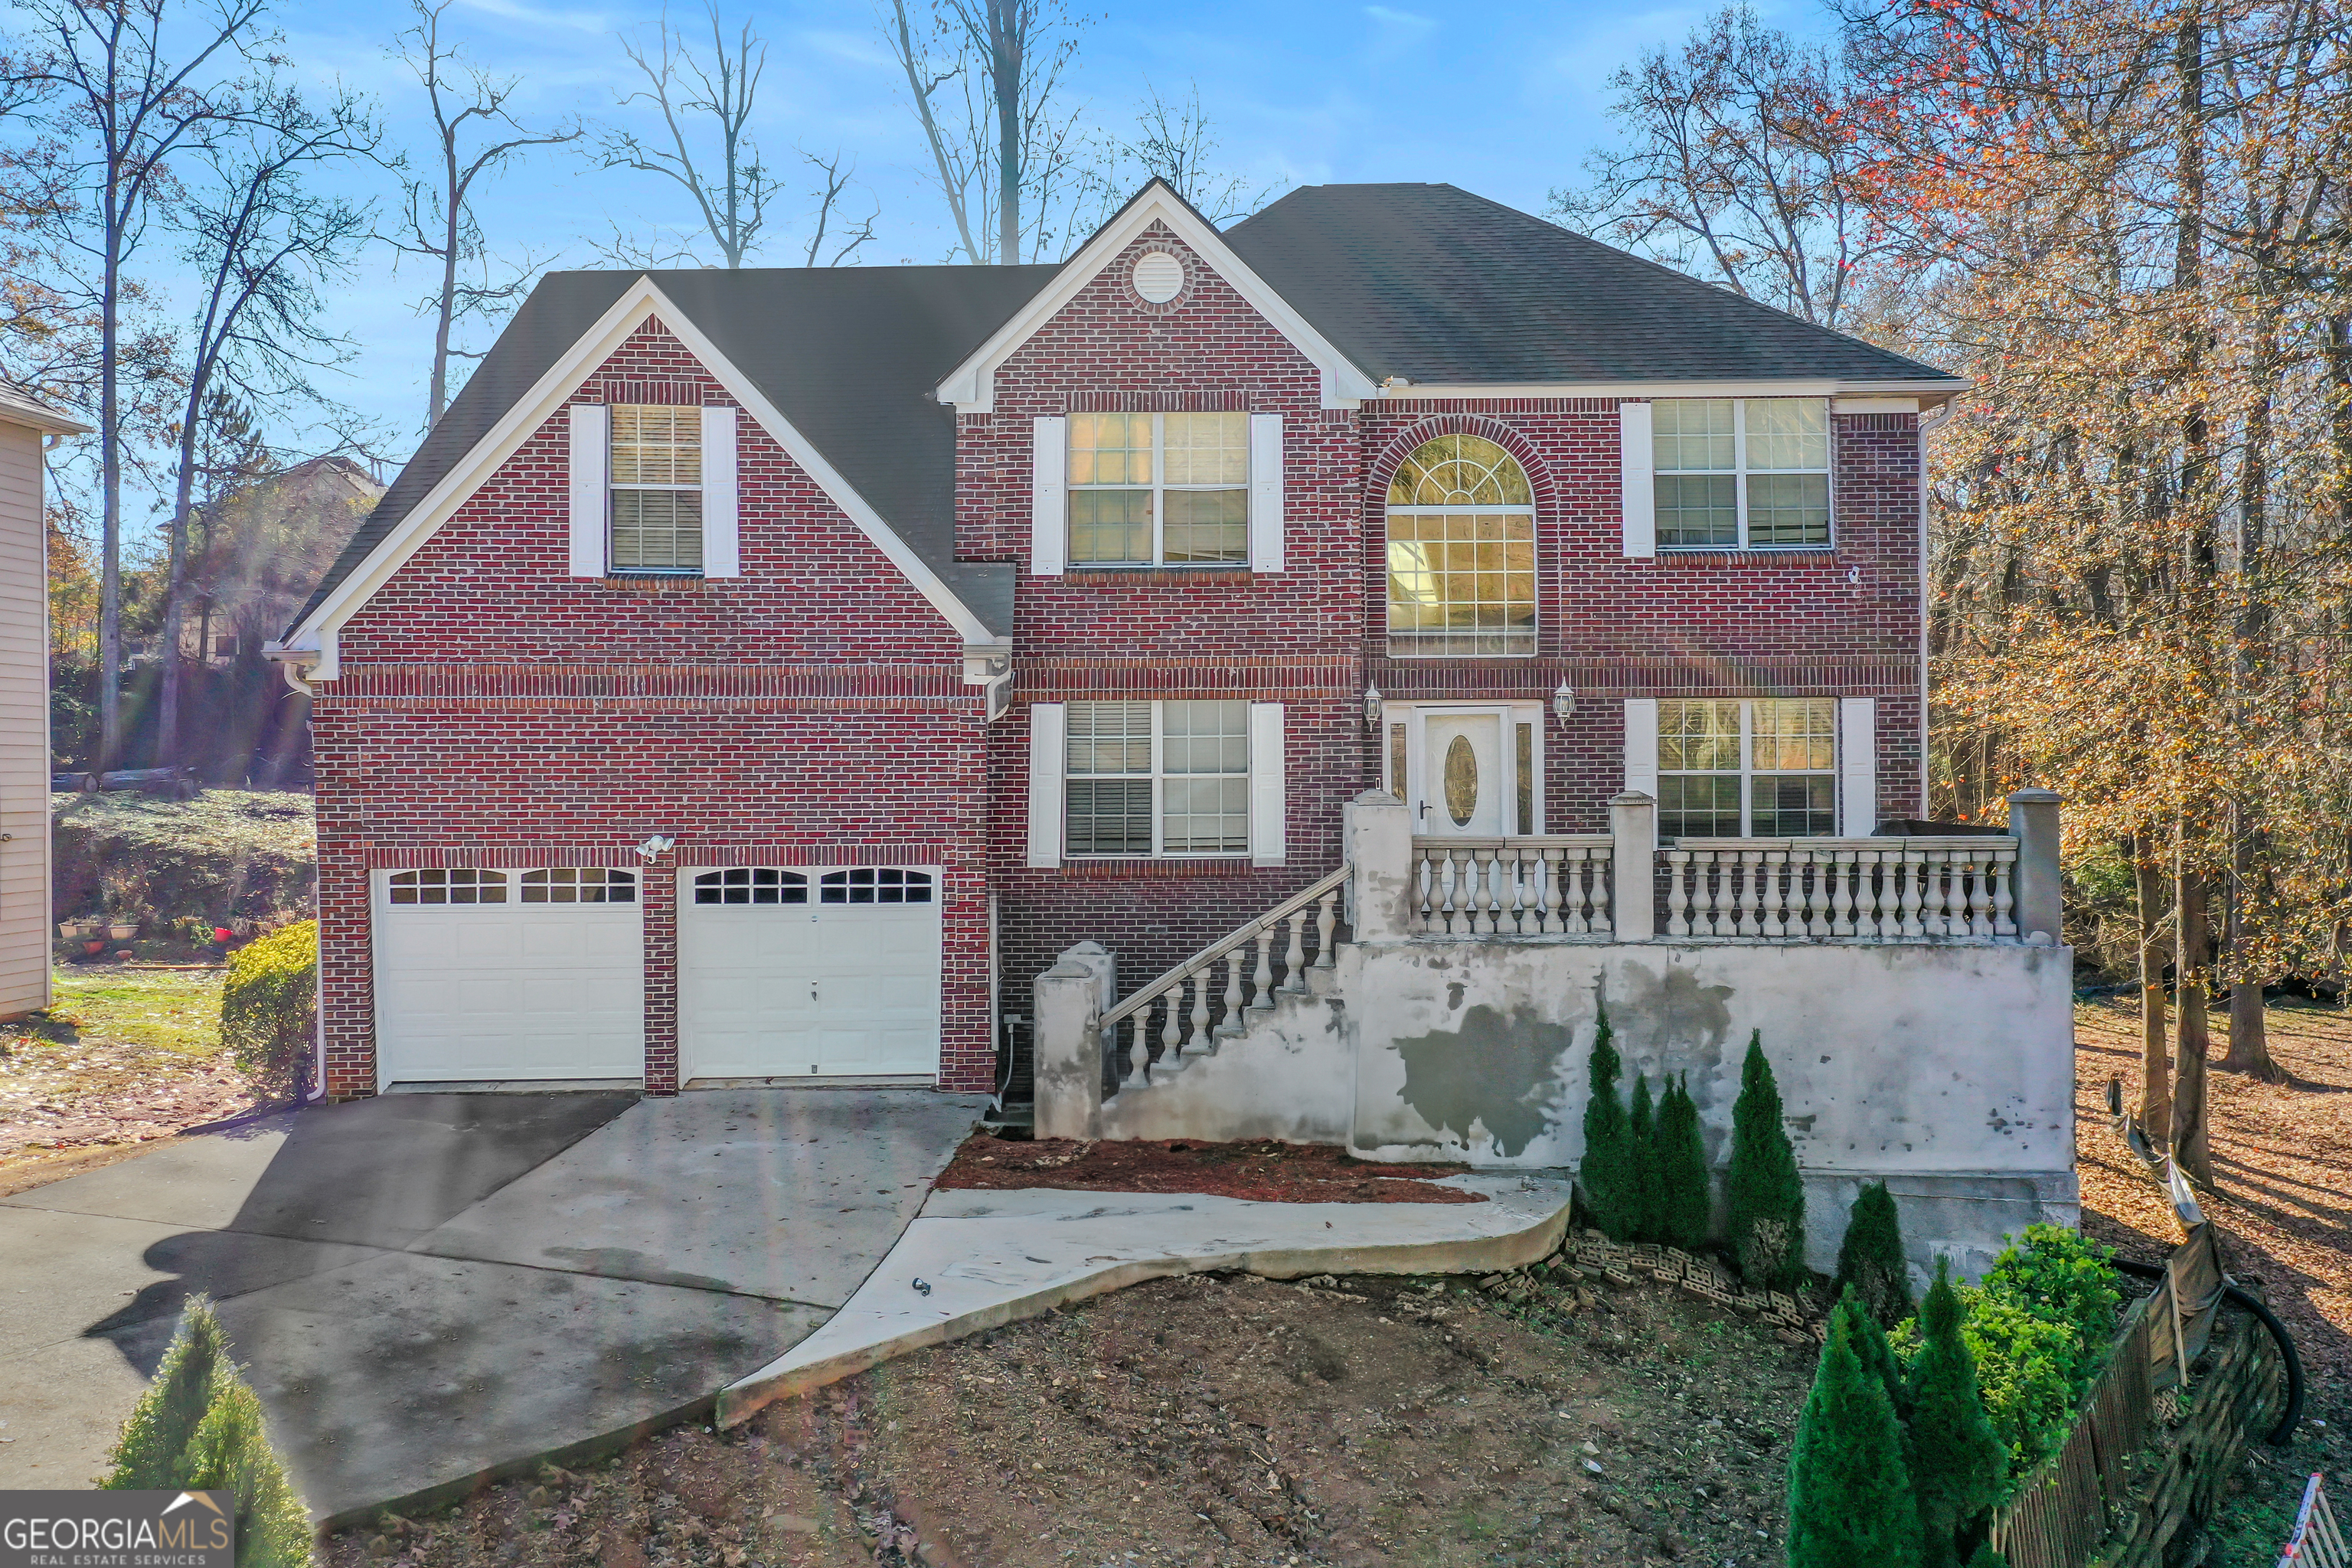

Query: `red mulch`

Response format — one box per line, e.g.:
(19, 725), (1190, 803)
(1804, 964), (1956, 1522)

(933, 1135), (1488, 1204)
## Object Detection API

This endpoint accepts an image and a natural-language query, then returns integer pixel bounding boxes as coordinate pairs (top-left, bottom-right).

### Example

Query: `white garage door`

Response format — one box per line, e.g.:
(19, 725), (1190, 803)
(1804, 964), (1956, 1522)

(374, 867), (645, 1087)
(679, 866), (942, 1083)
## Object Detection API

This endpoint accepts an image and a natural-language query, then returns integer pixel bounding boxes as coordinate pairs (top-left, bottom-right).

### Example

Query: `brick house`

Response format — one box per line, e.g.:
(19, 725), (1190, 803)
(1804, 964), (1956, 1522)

(273, 181), (1967, 1102)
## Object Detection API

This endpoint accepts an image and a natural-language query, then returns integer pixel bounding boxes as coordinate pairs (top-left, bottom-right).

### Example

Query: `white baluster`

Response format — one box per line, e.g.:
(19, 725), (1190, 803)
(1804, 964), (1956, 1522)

(1991, 850), (2017, 937)
(1963, 848), (1991, 938)
(1826, 849), (1854, 938)
(1730, 850), (1760, 937)
(1249, 926), (1277, 1012)
(1217, 944), (1246, 1036)
(1473, 846), (1499, 935)
(1928, 848), (1956, 937)
(1533, 847), (1558, 935)
(1281, 906), (1308, 991)
(1759, 849), (1788, 938)
(1700, 851), (1727, 936)
(1186, 965), (1213, 1057)
(1667, 849), (1694, 938)
(1898, 850), (1925, 939)
(1592, 854), (1614, 936)
(1801, 851), (1829, 939)
(1313, 889), (1341, 965)
(1155, 983), (1184, 1076)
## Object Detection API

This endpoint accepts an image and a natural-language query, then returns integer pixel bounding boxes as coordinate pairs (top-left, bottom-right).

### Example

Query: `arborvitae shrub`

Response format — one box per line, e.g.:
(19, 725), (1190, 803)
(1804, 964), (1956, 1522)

(1726, 1031), (1807, 1288)
(1834, 1181), (1914, 1328)
(1628, 1073), (1660, 1243)
(1579, 1004), (1638, 1240)
(103, 1296), (229, 1490)
(186, 1377), (314, 1568)
(1839, 1285), (1911, 1429)
(220, 920), (318, 1102)
(1654, 1073), (1712, 1251)
(1908, 1261), (2009, 1568)
(1787, 1298), (1924, 1568)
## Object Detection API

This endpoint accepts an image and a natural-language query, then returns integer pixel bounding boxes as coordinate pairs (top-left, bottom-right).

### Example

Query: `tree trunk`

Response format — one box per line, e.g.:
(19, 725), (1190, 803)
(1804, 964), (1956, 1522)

(98, 237), (123, 772)
(2220, 982), (2282, 1081)
(2171, 846), (2215, 1188)
(988, 0), (1021, 263)
(2134, 835), (2170, 1143)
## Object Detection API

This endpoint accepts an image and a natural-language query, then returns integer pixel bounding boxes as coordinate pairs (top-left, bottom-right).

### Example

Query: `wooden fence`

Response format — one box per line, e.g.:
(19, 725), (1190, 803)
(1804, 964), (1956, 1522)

(1989, 1161), (2238, 1568)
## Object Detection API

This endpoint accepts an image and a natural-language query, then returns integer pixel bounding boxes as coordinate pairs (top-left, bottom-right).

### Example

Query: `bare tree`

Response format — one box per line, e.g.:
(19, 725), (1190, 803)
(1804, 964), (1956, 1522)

(1550, 5), (1891, 328)
(600, 5), (770, 268)
(1080, 80), (1279, 228)
(156, 81), (377, 766)
(797, 145), (877, 267)
(386, 0), (577, 430)
(8, 0), (275, 769)
(884, 0), (1088, 263)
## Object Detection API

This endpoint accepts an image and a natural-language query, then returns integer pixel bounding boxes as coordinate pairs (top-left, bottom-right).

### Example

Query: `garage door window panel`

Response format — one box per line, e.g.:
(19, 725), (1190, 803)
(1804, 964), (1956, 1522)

(819, 868), (933, 904)
(521, 867), (636, 903)
(694, 868), (809, 905)
(387, 868), (508, 904)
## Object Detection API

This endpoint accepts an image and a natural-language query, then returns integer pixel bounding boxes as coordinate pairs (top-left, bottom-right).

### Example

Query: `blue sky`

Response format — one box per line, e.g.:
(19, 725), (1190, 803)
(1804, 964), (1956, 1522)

(109, 0), (1838, 502)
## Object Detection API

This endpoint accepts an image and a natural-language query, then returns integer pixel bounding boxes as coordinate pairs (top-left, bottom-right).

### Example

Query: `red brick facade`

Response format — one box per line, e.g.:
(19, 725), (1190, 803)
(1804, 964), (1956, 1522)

(309, 220), (1926, 1099)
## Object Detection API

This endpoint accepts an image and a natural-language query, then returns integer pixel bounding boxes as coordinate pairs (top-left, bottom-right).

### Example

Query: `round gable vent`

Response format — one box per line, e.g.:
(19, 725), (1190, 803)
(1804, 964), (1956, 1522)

(1131, 251), (1184, 303)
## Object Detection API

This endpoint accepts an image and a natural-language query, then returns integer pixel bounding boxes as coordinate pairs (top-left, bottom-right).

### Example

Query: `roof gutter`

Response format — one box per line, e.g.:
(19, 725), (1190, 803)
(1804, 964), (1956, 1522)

(263, 632), (335, 694)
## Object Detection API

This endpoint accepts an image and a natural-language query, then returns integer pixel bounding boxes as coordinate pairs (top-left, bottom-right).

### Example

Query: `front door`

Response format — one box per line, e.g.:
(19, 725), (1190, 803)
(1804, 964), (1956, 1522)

(1418, 712), (1506, 836)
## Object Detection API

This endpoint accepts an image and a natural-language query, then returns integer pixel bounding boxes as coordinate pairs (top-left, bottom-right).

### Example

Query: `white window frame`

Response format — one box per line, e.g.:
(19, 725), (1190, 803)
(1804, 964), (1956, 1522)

(1653, 397), (1834, 552)
(608, 403), (706, 576)
(1656, 697), (1839, 838)
(1067, 412), (1250, 567)
(1378, 703), (1547, 835)
(1064, 698), (1252, 859)
(1382, 438), (1540, 659)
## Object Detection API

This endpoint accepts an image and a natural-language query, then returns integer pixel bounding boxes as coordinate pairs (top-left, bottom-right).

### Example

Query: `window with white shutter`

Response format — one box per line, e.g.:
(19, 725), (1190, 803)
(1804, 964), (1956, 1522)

(568, 403), (608, 577)
(1248, 414), (1284, 572)
(701, 405), (739, 577)
(1838, 697), (1878, 836)
(1619, 402), (1655, 559)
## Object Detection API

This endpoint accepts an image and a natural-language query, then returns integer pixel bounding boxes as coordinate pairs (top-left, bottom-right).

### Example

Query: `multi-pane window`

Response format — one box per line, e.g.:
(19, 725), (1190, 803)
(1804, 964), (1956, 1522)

(1068, 412), (1248, 565)
(1658, 698), (1838, 838)
(819, 867), (934, 904)
(1652, 398), (1831, 549)
(609, 404), (703, 573)
(693, 868), (808, 905)
(1065, 700), (1250, 857)
(1385, 434), (1537, 657)
(387, 868), (508, 904)
(520, 867), (636, 903)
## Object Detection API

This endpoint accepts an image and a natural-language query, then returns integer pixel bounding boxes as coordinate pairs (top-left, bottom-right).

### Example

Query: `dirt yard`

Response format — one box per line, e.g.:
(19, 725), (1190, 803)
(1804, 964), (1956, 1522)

(0, 966), (260, 1182)
(933, 1137), (1485, 1204)
(325, 1268), (1817, 1568)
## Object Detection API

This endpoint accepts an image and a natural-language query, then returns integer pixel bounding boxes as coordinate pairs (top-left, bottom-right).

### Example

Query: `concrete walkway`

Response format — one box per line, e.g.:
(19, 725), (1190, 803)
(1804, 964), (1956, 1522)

(0, 1089), (982, 1527)
(717, 1173), (1575, 1426)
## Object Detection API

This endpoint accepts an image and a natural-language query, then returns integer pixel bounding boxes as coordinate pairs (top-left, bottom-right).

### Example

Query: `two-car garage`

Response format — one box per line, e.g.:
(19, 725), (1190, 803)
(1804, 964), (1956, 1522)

(371, 865), (943, 1090)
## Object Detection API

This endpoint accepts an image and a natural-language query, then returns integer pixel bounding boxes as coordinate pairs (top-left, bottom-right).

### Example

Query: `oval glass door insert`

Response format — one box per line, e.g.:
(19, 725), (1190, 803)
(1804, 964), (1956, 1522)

(1443, 734), (1478, 826)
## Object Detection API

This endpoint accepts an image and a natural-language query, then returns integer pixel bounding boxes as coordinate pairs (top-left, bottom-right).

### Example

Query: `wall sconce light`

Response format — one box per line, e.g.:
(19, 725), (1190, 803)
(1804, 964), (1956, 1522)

(636, 835), (676, 863)
(1551, 680), (1577, 726)
(1363, 684), (1383, 730)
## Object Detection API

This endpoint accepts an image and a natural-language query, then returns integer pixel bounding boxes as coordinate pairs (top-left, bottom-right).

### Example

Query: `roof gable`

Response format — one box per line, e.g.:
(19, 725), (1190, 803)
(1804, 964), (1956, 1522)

(933, 180), (1380, 411)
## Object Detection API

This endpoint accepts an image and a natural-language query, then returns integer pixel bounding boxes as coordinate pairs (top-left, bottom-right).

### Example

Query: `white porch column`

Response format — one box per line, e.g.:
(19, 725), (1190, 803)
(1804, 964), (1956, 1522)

(1610, 790), (1657, 942)
(1344, 789), (1416, 942)
(1033, 940), (1113, 1140)
(2007, 787), (2064, 946)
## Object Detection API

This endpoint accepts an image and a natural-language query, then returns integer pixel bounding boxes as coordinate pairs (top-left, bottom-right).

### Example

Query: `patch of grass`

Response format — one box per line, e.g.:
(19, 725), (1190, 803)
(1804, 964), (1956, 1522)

(11, 969), (227, 1059)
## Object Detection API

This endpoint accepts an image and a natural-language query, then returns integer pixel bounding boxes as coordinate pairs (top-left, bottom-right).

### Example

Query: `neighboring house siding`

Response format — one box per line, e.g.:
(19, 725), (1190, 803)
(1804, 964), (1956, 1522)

(0, 418), (49, 1019)
(316, 318), (989, 1095)
(972, 223), (1357, 1020)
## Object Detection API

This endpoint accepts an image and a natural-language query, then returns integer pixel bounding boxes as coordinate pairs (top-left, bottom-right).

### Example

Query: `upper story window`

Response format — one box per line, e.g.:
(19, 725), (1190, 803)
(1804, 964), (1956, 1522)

(1069, 412), (1247, 566)
(1384, 434), (1536, 658)
(1654, 398), (1830, 549)
(1066, 699), (1249, 857)
(609, 404), (703, 573)
(1658, 697), (1836, 838)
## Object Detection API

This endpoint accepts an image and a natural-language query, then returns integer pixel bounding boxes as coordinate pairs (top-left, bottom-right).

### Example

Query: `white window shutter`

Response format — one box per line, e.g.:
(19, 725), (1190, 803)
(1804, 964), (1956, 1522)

(1622, 697), (1659, 798)
(1839, 697), (1878, 836)
(1249, 702), (1286, 865)
(1619, 401), (1655, 559)
(701, 405), (740, 577)
(1248, 413), (1285, 572)
(1027, 703), (1066, 867)
(568, 403), (608, 577)
(1031, 416), (1067, 577)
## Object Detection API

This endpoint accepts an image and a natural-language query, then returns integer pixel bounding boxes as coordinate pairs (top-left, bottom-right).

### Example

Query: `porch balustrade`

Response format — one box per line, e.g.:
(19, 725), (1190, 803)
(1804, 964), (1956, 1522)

(1661, 838), (2017, 942)
(1408, 837), (1615, 937)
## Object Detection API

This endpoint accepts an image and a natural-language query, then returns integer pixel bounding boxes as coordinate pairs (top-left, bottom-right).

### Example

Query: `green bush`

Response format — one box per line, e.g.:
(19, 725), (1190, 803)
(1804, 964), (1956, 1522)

(1628, 1073), (1661, 1242)
(1653, 1073), (1712, 1251)
(103, 1297), (312, 1567)
(1834, 1181), (1915, 1328)
(1957, 1295), (2083, 1482)
(1907, 1261), (2008, 1567)
(51, 790), (315, 926)
(1579, 1004), (1640, 1241)
(220, 920), (317, 1102)
(1787, 1296), (1924, 1568)
(1726, 1031), (1807, 1289)
(1978, 1226), (2120, 1390)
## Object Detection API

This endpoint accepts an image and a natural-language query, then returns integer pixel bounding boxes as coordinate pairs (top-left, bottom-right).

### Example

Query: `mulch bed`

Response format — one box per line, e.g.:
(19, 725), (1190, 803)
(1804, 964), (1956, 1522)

(933, 1135), (1488, 1204)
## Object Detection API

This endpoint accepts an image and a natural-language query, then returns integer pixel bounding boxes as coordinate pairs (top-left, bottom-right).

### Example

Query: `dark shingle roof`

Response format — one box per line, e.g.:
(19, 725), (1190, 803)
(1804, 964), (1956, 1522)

(1224, 182), (1955, 387)
(289, 263), (1057, 638)
(296, 185), (1958, 639)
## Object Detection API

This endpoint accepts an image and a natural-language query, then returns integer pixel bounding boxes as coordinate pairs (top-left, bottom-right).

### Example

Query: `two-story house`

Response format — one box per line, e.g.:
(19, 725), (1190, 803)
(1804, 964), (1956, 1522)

(274, 181), (1968, 1102)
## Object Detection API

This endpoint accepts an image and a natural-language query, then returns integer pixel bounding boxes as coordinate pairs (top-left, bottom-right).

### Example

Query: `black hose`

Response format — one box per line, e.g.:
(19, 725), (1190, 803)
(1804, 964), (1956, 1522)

(2110, 1256), (2304, 1444)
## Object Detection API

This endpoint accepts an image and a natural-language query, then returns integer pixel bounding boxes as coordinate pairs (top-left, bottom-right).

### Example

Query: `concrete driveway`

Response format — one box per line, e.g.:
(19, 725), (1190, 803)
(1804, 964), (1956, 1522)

(0, 1088), (984, 1525)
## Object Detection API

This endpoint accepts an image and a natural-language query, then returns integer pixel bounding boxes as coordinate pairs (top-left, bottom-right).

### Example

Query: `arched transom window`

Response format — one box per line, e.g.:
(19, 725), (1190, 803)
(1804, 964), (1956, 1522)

(1384, 434), (1536, 657)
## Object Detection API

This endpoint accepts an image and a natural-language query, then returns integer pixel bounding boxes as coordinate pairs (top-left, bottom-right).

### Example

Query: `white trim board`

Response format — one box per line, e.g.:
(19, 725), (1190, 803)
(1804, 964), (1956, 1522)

(1383, 378), (1966, 403)
(289, 276), (1003, 663)
(934, 181), (1380, 413)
